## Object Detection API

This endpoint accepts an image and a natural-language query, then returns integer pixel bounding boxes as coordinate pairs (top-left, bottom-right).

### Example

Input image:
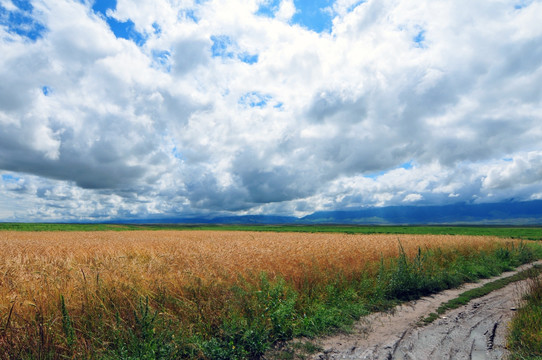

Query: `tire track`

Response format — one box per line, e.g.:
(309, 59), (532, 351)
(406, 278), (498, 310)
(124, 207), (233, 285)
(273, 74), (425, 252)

(310, 261), (541, 360)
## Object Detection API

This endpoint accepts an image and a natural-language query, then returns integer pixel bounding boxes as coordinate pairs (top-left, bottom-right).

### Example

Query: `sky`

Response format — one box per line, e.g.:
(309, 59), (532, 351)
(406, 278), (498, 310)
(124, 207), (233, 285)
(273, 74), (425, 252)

(0, 0), (541, 221)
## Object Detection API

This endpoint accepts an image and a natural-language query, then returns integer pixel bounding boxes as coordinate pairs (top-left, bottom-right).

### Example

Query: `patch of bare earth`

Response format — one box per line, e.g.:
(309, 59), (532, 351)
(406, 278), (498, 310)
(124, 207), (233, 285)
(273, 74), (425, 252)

(296, 261), (541, 360)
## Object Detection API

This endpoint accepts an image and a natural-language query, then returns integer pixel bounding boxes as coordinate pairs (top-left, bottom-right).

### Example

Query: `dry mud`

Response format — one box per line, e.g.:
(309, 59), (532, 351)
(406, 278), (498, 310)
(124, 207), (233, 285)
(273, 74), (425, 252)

(309, 261), (542, 360)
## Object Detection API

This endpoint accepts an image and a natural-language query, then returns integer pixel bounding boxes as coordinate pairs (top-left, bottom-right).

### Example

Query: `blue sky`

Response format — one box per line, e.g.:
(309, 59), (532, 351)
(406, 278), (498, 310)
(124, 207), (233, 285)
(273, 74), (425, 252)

(0, 0), (46, 40)
(91, 0), (146, 45)
(257, 0), (334, 32)
(0, 0), (542, 221)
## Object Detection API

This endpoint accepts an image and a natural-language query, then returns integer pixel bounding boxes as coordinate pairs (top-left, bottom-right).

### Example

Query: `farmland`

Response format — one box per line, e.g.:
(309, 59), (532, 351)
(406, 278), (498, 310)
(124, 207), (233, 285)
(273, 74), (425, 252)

(2, 223), (542, 240)
(0, 230), (540, 359)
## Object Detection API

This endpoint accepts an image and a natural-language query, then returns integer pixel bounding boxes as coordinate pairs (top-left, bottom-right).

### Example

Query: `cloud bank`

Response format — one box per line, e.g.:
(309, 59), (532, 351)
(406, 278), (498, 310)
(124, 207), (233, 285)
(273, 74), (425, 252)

(0, 0), (541, 221)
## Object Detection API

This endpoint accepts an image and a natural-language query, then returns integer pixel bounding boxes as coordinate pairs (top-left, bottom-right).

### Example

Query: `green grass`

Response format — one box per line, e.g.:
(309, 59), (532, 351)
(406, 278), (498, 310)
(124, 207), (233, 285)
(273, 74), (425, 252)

(0, 222), (137, 231)
(421, 264), (542, 325)
(508, 266), (542, 359)
(175, 225), (542, 240)
(2, 223), (542, 240)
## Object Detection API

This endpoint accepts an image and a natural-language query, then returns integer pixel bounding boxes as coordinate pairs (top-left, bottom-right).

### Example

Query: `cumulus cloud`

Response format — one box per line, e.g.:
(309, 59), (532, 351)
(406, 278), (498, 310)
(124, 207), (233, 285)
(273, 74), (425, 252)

(276, 0), (296, 21)
(0, 0), (541, 220)
(403, 194), (423, 203)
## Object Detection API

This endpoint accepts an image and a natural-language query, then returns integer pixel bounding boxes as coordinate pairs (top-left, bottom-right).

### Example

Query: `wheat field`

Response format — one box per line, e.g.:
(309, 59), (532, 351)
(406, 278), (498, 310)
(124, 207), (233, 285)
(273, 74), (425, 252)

(0, 230), (510, 309)
(0, 230), (526, 358)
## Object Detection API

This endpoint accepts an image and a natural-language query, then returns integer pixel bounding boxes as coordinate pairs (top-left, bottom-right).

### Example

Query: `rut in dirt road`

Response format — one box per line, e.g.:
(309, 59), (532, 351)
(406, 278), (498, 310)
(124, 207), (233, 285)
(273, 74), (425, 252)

(374, 292), (511, 360)
(310, 261), (541, 360)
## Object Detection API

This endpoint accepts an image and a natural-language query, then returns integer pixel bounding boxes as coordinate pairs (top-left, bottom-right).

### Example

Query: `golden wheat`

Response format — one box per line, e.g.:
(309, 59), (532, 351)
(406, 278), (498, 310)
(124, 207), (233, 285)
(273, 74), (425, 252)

(0, 230), (512, 313)
(0, 230), (527, 358)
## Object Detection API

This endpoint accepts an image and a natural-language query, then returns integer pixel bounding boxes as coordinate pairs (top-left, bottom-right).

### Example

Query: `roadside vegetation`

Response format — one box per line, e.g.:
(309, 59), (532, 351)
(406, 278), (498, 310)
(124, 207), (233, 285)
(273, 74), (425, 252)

(0, 230), (540, 359)
(422, 265), (542, 325)
(508, 266), (542, 359)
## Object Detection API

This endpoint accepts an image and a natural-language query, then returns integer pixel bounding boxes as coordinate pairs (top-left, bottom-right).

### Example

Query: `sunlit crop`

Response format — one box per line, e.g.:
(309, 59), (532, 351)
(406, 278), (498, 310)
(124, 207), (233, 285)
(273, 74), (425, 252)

(0, 230), (530, 359)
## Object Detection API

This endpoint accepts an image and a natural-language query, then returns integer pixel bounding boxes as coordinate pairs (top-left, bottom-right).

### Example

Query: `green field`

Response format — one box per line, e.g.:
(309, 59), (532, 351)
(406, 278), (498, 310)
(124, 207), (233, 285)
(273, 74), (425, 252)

(2, 223), (542, 240)
(0, 223), (136, 231)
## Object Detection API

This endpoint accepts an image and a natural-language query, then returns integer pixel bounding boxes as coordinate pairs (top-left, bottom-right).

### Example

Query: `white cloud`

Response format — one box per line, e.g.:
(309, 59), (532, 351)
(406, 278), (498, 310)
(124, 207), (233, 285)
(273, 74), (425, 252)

(276, 0), (296, 21)
(0, 0), (17, 12)
(403, 193), (423, 202)
(0, 0), (541, 220)
(481, 152), (542, 190)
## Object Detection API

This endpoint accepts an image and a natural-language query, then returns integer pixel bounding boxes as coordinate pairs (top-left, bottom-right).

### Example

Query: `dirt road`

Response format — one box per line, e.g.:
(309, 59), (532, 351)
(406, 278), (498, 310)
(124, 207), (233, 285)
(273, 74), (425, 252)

(310, 261), (541, 360)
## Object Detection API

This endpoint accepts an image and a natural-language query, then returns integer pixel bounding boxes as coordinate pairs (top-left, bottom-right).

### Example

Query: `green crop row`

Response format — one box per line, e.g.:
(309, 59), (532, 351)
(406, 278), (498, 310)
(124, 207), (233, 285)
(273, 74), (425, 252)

(2, 223), (542, 240)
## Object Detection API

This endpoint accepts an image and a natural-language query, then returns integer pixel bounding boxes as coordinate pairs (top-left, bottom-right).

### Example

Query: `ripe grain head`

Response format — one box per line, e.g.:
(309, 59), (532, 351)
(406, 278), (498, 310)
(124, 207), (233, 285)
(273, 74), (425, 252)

(0, 230), (516, 327)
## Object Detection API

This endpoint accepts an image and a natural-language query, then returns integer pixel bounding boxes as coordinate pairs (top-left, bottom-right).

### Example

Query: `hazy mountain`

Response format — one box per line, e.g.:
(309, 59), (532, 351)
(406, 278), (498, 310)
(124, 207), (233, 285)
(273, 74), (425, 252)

(300, 200), (542, 225)
(115, 200), (542, 225)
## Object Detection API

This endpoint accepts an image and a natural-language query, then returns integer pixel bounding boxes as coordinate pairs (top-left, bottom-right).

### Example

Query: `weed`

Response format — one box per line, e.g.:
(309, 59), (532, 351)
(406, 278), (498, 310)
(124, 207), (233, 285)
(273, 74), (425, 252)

(508, 267), (542, 359)
(60, 295), (76, 347)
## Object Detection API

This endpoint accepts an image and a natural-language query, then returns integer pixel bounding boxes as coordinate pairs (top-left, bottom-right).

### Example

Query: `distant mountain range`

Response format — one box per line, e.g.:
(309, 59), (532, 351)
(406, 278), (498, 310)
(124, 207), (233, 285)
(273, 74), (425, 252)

(117, 200), (542, 225)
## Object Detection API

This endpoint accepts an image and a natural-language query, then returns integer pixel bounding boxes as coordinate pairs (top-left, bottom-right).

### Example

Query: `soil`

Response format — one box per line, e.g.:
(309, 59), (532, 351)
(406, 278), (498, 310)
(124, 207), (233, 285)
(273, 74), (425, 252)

(304, 261), (542, 360)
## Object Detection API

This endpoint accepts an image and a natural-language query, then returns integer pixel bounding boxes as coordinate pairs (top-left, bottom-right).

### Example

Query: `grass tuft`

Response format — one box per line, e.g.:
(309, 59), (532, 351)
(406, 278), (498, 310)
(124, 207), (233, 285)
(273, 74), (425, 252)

(60, 295), (76, 347)
(508, 267), (542, 359)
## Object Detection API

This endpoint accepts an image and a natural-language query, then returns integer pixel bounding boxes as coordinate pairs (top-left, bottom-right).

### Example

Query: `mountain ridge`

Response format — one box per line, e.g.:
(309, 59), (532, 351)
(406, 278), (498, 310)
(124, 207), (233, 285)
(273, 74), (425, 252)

(110, 200), (542, 225)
